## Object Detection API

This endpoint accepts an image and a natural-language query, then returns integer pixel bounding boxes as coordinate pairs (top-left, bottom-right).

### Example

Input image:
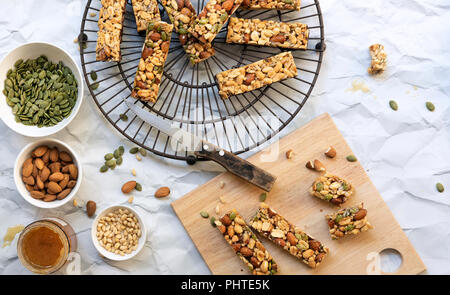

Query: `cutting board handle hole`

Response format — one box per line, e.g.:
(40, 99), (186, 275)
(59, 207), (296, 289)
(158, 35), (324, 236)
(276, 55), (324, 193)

(379, 248), (403, 273)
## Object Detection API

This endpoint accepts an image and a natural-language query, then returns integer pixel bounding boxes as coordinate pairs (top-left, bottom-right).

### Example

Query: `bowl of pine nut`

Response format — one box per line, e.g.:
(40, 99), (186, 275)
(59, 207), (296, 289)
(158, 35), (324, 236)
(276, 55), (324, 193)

(91, 205), (147, 261)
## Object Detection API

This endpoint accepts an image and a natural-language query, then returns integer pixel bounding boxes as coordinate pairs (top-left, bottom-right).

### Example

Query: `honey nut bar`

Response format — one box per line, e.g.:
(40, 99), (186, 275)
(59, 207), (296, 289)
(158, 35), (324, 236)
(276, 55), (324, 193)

(96, 0), (127, 62)
(325, 203), (373, 240)
(310, 172), (354, 205)
(131, 0), (161, 32)
(131, 21), (173, 103)
(226, 17), (309, 49)
(368, 44), (387, 75)
(251, 203), (329, 269)
(241, 0), (301, 10)
(216, 51), (297, 99)
(161, 0), (215, 64)
(215, 210), (278, 275)
(189, 0), (244, 44)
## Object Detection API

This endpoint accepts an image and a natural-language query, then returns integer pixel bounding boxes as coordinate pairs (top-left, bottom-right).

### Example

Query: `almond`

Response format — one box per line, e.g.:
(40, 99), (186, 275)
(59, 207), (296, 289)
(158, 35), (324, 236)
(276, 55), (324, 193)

(286, 232), (298, 245)
(150, 32), (161, 42)
(68, 164), (78, 180)
(324, 146), (337, 158)
(328, 219), (335, 228)
(67, 180), (77, 188)
(36, 176), (44, 190)
(43, 195), (57, 202)
(250, 257), (260, 268)
(22, 159), (33, 177)
(49, 148), (59, 162)
(25, 184), (34, 192)
(34, 158), (45, 170)
(305, 160), (314, 170)
(220, 214), (232, 226)
(308, 240), (321, 251)
(30, 191), (45, 199)
(330, 197), (343, 205)
(59, 151), (72, 163)
(239, 246), (253, 257)
(32, 146), (48, 158)
(155, 186), (170, 198)
(313, 159), (326, 172)
(316, 253), (326, 262)
(221, 0), (234, 12)
(32, 164), (38, 178)
(86, 200), (96, 217)
(59, 174), (70, 189)
(42, 149), (50, 163)
(354, 208), (367, 220)
(273, 238), (286, 247)
(270, 34), (286, 43)
(57, 188), (72, 200)
(40, 167), (50, 182)
(231, 243), (241, 252)
(122, 181), (136, 194)
(49, 162), (61, 174)
(23, 176), (35, 186)
(48, 182), (62, 194)
(49, 172), (64, 182)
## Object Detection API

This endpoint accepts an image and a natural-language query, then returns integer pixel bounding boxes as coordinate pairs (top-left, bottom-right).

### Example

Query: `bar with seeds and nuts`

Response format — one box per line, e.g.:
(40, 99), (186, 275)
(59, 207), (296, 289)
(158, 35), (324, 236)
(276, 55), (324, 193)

(215, 209), (278, 275)
(216, 51), (297, 99)
(161, 0), (215, 64)
(189, 0), (244, 44)
(310, 172), (354, 205)
(226, 17), (309, 49)
(131, 0), (161, 32)
(241, 0), (301, 10)
(326, 203), (373, 240)
(251, 203), (329, 268)
(368, 44), (387, 75)
(131, 21), (173, 103)
(96, 0), (127, 62)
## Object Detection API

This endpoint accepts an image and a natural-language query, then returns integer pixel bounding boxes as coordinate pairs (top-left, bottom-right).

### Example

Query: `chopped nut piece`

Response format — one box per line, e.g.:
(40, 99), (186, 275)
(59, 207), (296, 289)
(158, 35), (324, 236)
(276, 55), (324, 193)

(305, 160), (314, 170)
(325, 203), (373, 240)
(128, 196), (134, 203)
(313, 159), (326, 172)
(226, 17), (308, 49)
(216, 52), (297, 99)
(131, 168), (137, 176)
(96, 0), (127, 62)
(217, 210), (278, 275)
(251, 203), (329, 268)
(219, 181), (225, 189)
(285, 149), (294, 159)
(368, 44), (387, 75)
(131, 0), (161, 32)
(241, 0), (301, 10)
(310, 173), (354, 205)
(324, 146), (336, 158)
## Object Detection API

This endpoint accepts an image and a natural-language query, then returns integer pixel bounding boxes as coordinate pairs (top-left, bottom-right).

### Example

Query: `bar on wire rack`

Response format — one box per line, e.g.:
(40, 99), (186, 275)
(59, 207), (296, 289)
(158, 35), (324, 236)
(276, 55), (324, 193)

(131, 0), (161, 32)
(240, 0), (301, 10)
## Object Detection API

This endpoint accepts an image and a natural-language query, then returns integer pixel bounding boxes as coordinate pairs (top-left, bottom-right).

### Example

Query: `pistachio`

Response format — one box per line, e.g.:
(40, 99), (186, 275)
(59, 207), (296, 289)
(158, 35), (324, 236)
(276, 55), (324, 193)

(229, 212), (236, 220)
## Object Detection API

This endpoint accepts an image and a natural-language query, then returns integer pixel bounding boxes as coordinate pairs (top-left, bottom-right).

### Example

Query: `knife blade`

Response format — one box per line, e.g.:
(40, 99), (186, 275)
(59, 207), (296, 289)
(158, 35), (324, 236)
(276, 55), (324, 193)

(125, 99), (277, 192)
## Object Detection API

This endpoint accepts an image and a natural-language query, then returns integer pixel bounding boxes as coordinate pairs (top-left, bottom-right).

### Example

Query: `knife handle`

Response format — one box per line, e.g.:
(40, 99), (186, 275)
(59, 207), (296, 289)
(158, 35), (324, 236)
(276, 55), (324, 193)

(194, 141), (276, 192)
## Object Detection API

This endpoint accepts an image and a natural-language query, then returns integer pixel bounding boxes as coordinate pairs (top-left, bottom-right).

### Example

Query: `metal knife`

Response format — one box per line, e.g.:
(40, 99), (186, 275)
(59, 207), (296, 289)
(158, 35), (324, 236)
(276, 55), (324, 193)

(125, 100), (276, 192)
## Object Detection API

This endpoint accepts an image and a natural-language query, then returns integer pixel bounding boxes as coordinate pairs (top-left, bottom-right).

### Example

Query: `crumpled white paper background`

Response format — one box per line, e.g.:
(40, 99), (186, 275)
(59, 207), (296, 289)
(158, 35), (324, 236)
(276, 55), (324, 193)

(0, 0), (449, 274)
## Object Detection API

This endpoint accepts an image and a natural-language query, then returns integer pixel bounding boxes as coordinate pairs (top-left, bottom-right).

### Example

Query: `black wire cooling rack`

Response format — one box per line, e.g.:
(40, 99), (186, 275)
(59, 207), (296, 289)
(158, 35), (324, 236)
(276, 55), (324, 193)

(79, 0), (325, 161)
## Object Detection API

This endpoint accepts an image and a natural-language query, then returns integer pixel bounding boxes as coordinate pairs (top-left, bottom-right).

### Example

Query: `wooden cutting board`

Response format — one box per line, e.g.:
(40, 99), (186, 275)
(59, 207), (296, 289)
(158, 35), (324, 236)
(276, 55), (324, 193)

(172, 113), (426, 275)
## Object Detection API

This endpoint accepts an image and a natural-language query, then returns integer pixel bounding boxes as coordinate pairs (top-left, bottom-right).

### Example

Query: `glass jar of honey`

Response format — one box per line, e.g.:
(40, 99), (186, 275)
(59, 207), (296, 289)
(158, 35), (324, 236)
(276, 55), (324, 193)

(17, 218), (77, 274)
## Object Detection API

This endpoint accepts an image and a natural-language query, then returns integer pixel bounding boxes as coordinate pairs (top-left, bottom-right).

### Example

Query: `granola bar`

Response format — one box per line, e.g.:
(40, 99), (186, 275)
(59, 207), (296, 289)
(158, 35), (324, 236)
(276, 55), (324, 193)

(215, 210), (278, 275)
(131, 0), (161, 32)
(325, 203), (373, 240)
(368, 44), (387, 75)
(310, 172), (354, 205)
(226, 17), (309, 49)
(161, 0), (215, 64)
(189, 0), (244, 44)
(131, 21), (173, 103)
(241, 0), (301, 10)
(96, 0), (127, 62)
(216, 51), (297, 99)
(250, 203), (329, 269)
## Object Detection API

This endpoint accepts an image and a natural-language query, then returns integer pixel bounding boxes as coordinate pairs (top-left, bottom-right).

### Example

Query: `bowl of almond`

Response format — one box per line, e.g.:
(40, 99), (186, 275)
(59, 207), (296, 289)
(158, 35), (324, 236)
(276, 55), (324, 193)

(14, 138), (82, 209)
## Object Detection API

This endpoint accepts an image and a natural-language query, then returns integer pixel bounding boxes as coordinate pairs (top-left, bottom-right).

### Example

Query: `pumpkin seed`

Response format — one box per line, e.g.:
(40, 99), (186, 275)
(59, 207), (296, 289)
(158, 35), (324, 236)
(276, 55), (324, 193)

(113, 149), (120, 159)
(119, 113), (128, 121)
(200, 211), (209, 218)
(118, 146), (125, 156)
(346, 155), (357, 162)
(100, 165), (108, 173)
(105, 159), (116, 168)
(436, 183), (444, 193)
(129, 147), (139, 154)
(90, 71), (98, 81)
(210, 216), (216, 227)
(220, 13), (228, 22)
(116, 156), (123, 165)
(104, 153), (114, 161)
(135, 182), (142, 191)
(91, 82), (99, 90)
(389, 100), (398, 111)
(426, 101), (435, 112)
(259, 192), (267, 202)
(139, 148), (147, 157)
(315, 182), (324, 192)
(229, 212), (236, 220)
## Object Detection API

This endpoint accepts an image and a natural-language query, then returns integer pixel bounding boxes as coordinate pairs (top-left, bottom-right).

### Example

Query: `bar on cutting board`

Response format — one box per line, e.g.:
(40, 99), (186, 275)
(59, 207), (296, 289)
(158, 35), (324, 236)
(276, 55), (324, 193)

(161, 0), (215, 64)
(131, 0), (161, 32)
(226, 17), (309, 49)
(96, 0), (127, 62)
(325, 203), (373, 240)
(215, 209), (278, 275)
(215, 51), (297, 99)
(131, 21), (173, 103)
(241, 0), (301, 10)
(250, 203), (329, 269)
(189, 0), (244, 44)
(310, 172), (354, 206)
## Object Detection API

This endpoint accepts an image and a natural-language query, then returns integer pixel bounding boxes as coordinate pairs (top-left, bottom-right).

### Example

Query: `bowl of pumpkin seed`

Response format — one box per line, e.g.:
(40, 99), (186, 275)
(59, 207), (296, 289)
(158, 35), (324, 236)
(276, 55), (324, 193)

(0, 42), (83, 137)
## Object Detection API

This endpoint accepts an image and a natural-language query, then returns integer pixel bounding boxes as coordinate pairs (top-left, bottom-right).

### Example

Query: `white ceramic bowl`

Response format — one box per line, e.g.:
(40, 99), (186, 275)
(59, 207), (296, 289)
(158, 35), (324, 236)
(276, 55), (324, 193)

(91, 205), (147, 261)
(0, 42), (84, 137)
(14, 138), (82, 209)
